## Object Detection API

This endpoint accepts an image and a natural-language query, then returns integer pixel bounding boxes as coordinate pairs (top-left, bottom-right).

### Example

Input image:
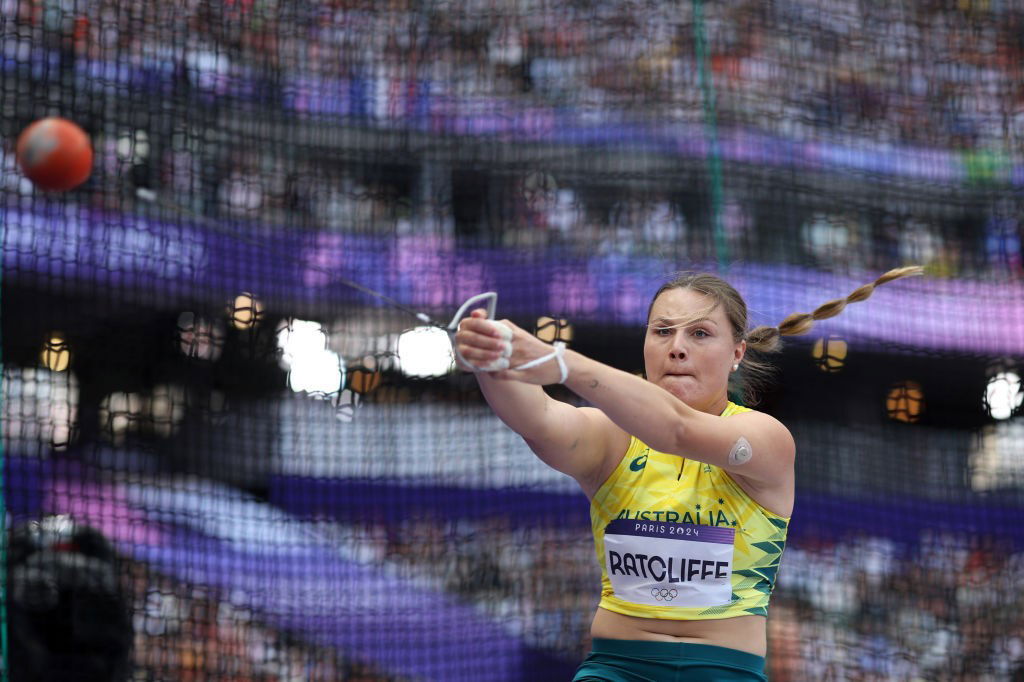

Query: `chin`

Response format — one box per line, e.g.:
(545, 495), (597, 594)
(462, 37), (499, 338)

(660, 380), (697, 401)
(675, 391), (703, 406)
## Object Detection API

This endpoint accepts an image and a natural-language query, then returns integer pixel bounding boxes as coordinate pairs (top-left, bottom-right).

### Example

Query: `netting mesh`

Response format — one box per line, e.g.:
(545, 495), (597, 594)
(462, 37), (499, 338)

(3, 1), (1024, 680)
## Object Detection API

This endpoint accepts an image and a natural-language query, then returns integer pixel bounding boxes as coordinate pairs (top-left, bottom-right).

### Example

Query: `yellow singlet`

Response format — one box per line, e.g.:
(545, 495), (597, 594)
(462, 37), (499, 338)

(590, 401), (789, 620)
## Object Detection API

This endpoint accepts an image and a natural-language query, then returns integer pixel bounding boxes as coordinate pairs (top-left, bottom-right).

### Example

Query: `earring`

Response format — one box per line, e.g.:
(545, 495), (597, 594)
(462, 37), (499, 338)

(732, 364), (739, 371)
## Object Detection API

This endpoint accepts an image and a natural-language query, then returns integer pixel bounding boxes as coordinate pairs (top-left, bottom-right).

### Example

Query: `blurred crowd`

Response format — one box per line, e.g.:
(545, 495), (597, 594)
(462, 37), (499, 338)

(383, 516), (599, 659)
(31, 514), (1022, 680)
(377, 519), (1024, 680)
(3, 0), (1024, 278)
(772, 532), (1024, 682)
(7, 0), (1024, 152)
(125, 560), (394, 682)
(10, 498), (1024, 676)
(4, 122), (1021, 279)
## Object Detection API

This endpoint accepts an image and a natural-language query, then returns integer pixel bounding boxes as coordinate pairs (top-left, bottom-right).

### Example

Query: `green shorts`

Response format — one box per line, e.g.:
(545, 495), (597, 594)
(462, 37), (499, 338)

(573, 638), (767, 682)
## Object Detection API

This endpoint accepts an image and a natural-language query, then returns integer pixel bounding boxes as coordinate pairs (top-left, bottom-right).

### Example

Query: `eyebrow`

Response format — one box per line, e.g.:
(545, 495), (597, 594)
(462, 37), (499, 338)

(650, 316), (718, 328)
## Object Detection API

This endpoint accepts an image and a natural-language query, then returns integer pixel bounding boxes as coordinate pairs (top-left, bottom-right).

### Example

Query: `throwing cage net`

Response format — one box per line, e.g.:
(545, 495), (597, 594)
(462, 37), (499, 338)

(2, 1), (1023, 680)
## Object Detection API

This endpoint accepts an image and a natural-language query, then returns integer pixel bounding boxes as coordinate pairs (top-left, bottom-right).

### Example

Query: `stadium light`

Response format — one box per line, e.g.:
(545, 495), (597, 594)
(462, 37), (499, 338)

(984, 371), (1022, 420)
(348, 355), (384, 395)
(535, 316), (573, 344)
(41, 333), (71, 372)
(811, 335), (847, 373)
(276, 319), (345, 398)
(886, 380), (924, 424)
(229, 292), (263, 330)
(397, 326), (455, 378)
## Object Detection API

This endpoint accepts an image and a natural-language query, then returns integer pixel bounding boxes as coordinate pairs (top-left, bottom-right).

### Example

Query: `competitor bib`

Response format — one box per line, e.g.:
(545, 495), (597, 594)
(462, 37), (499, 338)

(604, 519), (735, 608)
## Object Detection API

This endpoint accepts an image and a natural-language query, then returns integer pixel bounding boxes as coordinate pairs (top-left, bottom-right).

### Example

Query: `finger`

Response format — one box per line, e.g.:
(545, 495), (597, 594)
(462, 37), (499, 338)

(457, 345), (510, 366)
(475, 357), (511, 372)
(455, 327), (513, 354)
(457, 355), (509, 373)
(470, 308), (490, 319)
(458, 316), (508, 339)
(458, 357), (510, 373)
(481, 319), (514, 341)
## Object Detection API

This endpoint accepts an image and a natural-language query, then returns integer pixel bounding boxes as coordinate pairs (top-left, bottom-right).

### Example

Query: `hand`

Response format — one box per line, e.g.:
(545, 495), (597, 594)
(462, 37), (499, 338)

(455, 310), (568, 385)
(453, 309), (513, 372)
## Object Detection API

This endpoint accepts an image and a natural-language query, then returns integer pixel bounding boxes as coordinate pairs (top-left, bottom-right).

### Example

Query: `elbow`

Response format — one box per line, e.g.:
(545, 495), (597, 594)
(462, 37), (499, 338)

(667, 417), (690, 455)
(646, 407), (690, 455)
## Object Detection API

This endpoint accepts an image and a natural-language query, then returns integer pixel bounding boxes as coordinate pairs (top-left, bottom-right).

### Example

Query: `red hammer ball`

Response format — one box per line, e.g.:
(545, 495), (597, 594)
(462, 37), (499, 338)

(16, 117), (94, 192)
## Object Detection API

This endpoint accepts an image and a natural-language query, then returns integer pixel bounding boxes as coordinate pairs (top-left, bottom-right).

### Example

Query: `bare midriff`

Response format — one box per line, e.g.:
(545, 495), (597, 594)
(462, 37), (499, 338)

(591, 607), (767, 657)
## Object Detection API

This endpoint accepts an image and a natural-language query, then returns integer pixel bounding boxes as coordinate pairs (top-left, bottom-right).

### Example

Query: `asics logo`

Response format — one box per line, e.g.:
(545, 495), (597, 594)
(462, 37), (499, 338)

(629, 454), (648, 471)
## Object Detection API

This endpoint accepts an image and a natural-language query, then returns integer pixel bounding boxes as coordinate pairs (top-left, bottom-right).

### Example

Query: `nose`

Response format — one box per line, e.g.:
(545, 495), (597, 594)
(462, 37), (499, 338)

(668, 336), (687, 360)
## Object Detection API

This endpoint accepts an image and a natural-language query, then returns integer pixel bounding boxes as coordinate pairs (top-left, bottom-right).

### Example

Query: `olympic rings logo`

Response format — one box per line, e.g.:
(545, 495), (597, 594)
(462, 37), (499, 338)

(651, 588), (678, 602)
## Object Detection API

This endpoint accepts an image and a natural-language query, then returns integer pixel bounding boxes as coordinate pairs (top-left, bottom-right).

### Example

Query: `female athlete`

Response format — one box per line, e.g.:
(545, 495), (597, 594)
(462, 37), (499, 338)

(454, 266), (920, 681)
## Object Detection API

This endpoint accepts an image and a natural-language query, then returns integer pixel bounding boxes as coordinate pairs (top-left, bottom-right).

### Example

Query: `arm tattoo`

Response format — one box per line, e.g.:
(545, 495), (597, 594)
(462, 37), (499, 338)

(589, 379), (599, 389)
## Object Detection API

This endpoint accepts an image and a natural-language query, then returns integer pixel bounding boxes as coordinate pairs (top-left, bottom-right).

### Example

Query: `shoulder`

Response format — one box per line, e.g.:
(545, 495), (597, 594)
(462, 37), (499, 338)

(727, 408), (795, 466)
(729, 407), (793, 442)
(722, 408), (795, 516)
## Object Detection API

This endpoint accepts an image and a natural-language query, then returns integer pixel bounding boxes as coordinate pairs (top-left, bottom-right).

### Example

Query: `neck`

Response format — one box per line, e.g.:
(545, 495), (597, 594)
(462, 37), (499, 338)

(699, 392), (730, 416)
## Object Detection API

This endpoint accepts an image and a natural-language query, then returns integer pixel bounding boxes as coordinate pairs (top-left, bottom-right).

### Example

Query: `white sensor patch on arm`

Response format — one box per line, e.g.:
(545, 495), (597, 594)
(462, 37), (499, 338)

(728, 436), (753, 467)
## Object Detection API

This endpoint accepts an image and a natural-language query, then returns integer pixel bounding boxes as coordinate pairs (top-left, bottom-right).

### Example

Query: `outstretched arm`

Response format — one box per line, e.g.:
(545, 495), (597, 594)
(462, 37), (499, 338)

(561, 351), (794, 488)
(456, 311), (629, 492)
(462, 313), (793, 489)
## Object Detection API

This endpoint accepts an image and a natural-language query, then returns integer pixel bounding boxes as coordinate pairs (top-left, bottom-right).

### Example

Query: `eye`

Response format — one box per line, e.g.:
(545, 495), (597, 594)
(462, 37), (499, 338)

(692, 328), (710, 339)
(654, 327), (673, 336)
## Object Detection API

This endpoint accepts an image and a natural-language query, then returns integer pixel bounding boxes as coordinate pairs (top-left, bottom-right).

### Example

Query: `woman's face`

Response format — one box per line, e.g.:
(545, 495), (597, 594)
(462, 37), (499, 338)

(643, 288), (745, 414)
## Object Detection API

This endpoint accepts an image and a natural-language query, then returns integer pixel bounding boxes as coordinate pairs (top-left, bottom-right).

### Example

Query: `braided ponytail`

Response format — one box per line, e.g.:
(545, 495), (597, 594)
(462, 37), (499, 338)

(746, 265), (924, 353)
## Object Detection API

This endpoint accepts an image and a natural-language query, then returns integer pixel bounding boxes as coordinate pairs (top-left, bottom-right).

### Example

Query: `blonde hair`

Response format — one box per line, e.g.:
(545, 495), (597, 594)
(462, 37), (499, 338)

(648, 266), (924, 404)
